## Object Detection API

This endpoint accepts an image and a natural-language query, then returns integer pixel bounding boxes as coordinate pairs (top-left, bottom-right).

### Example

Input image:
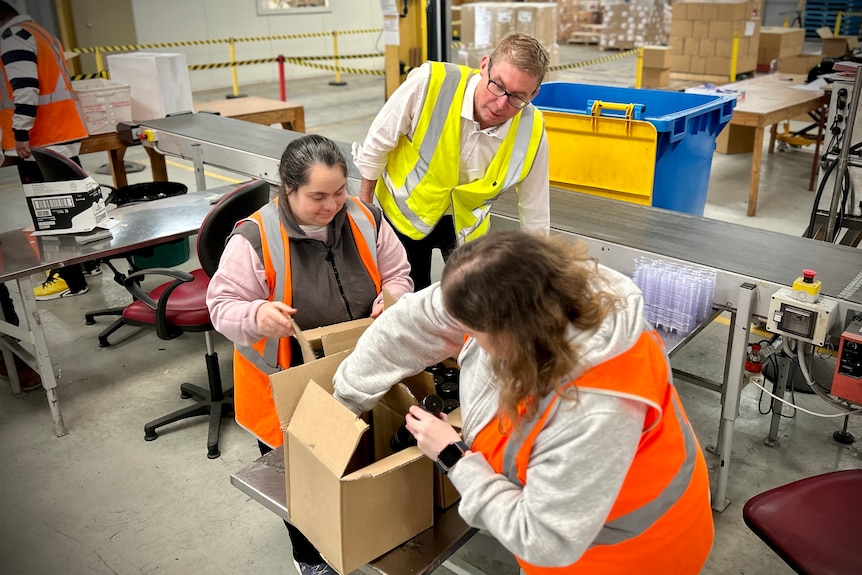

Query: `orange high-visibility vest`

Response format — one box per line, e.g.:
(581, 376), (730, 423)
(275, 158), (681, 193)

(472, 330), (714, 575)
(232, 197), (381, 447)
(0, 20), (86, 150)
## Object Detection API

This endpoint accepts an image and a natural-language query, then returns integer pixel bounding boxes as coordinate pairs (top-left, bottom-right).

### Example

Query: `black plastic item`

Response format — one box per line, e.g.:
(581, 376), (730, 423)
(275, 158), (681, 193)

(390, 394), (445, 452)
(106, 181), (188, 207)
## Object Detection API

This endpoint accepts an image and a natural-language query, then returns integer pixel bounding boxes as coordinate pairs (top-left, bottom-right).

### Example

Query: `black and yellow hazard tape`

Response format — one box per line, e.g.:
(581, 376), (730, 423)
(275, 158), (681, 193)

(70, 70), (109, 81)
(548, 49), (638, 72)
(70, 28), (383, 54)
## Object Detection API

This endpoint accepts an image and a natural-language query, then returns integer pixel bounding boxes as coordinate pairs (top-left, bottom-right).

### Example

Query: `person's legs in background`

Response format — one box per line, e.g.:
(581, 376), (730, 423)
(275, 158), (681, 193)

(16, 156), (92, 300)
(390, 215), (457, 291)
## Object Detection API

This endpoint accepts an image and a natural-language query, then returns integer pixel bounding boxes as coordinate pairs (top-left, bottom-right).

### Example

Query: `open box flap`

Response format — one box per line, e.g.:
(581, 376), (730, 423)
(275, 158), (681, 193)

(288, 381), (369, 478)
(272, 350), (349, 431)
(342, 446), (425, 480)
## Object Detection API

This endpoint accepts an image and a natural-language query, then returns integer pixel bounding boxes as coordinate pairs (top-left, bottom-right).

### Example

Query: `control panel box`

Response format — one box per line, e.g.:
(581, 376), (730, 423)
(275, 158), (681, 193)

(766, 287), (838, 347)
(833, 319), (862, 405)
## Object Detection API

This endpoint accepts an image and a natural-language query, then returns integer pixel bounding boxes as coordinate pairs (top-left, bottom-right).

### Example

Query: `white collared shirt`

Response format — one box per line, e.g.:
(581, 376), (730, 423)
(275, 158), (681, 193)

(352, 61), (550, 234)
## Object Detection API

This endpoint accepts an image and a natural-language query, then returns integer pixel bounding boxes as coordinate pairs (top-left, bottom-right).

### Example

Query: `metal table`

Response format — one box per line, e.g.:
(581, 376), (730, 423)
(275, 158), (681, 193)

(231, 447), (478, 575)
(0, 186), (238, 436)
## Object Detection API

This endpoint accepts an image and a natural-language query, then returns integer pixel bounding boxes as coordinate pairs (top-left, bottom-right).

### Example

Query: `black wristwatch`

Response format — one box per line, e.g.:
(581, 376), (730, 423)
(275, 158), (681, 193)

(436, 441), (469, 475)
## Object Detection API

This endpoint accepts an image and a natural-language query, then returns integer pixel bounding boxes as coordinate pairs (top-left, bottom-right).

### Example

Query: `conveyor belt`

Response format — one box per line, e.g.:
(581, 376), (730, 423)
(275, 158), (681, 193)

(492, 189), (862, 310)
(140, 114), (362, 181)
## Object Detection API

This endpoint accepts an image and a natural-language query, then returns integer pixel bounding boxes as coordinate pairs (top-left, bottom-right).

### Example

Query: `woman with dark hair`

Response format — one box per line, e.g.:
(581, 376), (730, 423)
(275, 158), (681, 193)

(207, 134), (413, 575)
(333, 230), (714, 575)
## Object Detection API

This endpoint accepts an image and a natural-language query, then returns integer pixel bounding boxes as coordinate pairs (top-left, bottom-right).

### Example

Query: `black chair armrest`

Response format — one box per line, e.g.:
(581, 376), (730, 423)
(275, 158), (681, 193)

(123, 268), (195, 340)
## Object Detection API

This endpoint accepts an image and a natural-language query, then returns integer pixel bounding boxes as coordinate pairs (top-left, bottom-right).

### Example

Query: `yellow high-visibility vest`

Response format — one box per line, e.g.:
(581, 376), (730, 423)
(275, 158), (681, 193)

(376, 61), (544, 244)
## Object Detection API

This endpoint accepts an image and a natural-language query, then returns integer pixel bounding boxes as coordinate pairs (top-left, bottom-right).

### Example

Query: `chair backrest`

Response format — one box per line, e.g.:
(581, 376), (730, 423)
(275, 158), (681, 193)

(197, 179), (271, 277)
(31, 147), (89, 181)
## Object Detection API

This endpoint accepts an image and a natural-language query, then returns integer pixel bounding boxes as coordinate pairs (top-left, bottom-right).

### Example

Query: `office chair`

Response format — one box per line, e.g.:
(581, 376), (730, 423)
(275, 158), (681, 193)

(29, 147), (190, 347)
(122, 178), (270, 458)
(742, 469), (862, 575)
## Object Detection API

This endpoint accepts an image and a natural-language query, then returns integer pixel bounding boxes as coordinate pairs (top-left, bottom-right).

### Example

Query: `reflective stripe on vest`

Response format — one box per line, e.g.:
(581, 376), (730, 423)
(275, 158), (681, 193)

(501, 330), (698, 548)
(234, 197), (379, 373)
(377, 61), (543, 242)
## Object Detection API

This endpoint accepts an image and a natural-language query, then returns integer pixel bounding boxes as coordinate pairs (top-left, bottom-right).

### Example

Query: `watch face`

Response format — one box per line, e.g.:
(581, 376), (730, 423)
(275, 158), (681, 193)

(438, 442), (464, 471)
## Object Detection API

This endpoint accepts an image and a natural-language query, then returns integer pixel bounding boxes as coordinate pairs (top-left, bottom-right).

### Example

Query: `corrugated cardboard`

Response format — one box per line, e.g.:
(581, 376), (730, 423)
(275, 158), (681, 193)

(778, 53), (822, 75)
(641, 67), (670, 88)
(642, 46), (671, 69)
(817, 27), (859, 58)
(757, 26), (804, 66)
(302, 318), (373, 358)
(716, 124), (755, 154)
(272, 351), (434, 575)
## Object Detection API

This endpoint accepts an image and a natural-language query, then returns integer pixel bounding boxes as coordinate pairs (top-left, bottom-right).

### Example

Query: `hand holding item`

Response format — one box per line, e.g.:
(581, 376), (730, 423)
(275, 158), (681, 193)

(405, 404), (462, 460)
(256, 301), (297, 339)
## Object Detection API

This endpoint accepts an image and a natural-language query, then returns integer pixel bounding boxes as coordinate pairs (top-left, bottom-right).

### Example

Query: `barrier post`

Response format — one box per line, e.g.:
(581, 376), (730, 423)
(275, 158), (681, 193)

(635, 46), (643, 89)
(227, 37), (246, 99)
(278, 55), (286, 101)
(95, 47), (105, 79)
(329, 31), (347, 86)
(835, 11), (844, 36)
(729, 31), (739, 82)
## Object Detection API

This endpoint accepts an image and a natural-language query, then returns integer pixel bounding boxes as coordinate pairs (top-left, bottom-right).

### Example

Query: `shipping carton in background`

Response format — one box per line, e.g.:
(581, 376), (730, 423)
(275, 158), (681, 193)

(271, 351), (434, 575)
(715, 124), (755, 154)
(757, 26), (804, 68)
(816, 27), (859, 58)
(24, 176), (108, 235)
(778, 53), (822, 75)
(72, 79), (132, 135)
(106, 52), (194, 121)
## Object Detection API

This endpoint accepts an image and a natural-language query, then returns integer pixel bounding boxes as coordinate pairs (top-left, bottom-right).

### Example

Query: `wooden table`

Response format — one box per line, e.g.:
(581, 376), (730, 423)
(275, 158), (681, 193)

(720, 74), (824, 216)
(194, 96), (305, 132)
(79, 131), (167, 188)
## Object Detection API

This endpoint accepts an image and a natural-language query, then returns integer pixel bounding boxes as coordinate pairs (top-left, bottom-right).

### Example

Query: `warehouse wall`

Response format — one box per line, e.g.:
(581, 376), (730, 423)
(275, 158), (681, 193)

(129, 0), (385, 91)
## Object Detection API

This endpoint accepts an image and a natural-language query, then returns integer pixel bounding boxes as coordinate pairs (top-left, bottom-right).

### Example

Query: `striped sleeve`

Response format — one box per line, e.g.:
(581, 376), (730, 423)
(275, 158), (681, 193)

(1, 25), (39, 141)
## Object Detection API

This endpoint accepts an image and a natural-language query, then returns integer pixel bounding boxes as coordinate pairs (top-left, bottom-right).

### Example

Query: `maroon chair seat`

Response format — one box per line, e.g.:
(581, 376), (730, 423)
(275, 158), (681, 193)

(742, 469), (862, 575)
(123, 269), (212, 329)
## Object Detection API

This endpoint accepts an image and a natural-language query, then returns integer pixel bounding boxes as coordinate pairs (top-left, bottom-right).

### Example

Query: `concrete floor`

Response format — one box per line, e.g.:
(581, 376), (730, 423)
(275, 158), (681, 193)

(1, 42), (860, 575)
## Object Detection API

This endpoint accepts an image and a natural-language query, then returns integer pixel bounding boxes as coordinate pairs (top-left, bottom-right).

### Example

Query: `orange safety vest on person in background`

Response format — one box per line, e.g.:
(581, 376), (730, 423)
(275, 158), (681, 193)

(472, 330), (714, 575)
(232, 197), (381, 448)
(0, 20), (87, 150)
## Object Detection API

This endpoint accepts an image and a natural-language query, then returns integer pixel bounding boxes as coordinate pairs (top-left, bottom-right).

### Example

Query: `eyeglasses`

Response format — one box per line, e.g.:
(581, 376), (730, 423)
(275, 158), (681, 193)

(486, 60), (531, 110)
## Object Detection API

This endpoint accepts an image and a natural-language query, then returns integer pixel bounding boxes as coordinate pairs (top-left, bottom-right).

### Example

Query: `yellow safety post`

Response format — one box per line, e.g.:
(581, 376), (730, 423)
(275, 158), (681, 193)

(94, 46), (105, 79)
(783, 15), (789, 27)
(635, 46), (643, 89)
(227, 37), (245, 99)
(329, 31), (347, 86)
(835, 11), (844, 36)
(730, 31), (739, 82)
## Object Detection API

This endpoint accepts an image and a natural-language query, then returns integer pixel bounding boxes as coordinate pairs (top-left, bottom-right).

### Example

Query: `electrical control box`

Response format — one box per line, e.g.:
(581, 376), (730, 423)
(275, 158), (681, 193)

(832, 319), (862, 405)
(766, 287), (838, 347)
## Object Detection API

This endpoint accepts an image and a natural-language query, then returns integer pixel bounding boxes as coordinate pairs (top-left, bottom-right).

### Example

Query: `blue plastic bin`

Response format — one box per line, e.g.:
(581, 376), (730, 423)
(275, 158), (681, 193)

(532, 83), (736, 215)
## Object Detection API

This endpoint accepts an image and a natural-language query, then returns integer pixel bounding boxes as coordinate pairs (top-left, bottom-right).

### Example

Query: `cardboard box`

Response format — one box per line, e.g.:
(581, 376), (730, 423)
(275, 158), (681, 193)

(817, 27), (859, 58)
(716, 124), (755, 154)
(24, 176), (108, 235)
(72, 79), (132, 135)
(642, 46), (671, 69)
(689, 56), (707, 75)
(106, 52), (193, 121)
(641, 67), (670, 88)
(709, 21), (733, 39)
(757, 26), (805, 66)
(301, 318), (373, 358)
(272, 351), (434, 575)
(778, 53), (822, 75)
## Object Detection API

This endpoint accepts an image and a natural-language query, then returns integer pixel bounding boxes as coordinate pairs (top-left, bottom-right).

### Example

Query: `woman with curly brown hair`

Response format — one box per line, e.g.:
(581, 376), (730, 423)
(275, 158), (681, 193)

(333, 230), (713, 574)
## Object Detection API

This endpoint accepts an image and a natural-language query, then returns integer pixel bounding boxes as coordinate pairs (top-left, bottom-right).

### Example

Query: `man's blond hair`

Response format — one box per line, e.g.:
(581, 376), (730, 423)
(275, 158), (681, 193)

(489, 33), (549, 85)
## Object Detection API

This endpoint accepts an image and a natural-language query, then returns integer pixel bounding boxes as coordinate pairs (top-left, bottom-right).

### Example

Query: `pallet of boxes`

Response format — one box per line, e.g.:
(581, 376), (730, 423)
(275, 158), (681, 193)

(669, 1), (761, 81)
(457, 1), (560, 77)
(600, 0), (667, 51)
(560, 0), (604, 46)
(641, 45), (672, 87)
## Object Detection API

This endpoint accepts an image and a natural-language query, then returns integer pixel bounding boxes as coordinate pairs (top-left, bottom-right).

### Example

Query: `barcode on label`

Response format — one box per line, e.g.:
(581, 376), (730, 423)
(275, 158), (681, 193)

(32, 196), (74, 210)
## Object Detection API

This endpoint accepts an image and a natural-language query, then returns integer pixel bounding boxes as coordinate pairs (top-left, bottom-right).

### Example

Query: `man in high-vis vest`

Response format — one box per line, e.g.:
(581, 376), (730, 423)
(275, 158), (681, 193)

(354, 33), (551, 290)
(0, 1), (94, 303)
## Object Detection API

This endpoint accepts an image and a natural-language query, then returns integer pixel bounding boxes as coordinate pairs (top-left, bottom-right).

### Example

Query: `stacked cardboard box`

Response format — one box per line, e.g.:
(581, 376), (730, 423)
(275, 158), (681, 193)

(817, 27), (860, 58)
(457, 2), (560, 75)
(641, 45), (671, 88)
(669, 1), (761, 78)
(778, 53), (822, 75)
(600, 0), (667, 51)
(757, 26), (804, 69)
